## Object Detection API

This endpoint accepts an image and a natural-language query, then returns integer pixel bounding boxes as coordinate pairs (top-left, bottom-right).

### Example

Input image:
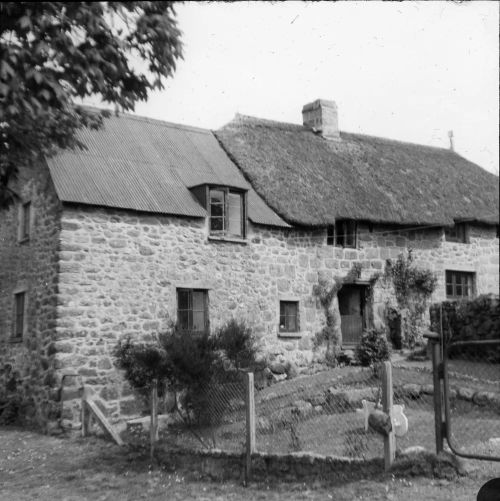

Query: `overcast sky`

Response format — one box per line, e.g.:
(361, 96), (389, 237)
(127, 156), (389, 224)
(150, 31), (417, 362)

(129, 1), (498, 174)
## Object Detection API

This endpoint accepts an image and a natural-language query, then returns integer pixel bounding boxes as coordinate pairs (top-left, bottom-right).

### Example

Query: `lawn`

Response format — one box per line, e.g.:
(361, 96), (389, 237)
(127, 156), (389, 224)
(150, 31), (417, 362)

(149, 361), (499, 460)
(0, 427), (499, 501)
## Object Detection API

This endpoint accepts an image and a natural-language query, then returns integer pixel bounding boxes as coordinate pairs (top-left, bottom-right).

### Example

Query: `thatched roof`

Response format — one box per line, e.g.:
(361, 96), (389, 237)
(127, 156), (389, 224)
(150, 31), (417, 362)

(47, 113), (289, 228)
(216, 114), (499, 227)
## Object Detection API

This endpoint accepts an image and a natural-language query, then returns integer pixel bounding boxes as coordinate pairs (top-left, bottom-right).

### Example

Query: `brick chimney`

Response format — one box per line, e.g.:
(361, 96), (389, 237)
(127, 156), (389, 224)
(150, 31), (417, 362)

(302, 99), (340, 140)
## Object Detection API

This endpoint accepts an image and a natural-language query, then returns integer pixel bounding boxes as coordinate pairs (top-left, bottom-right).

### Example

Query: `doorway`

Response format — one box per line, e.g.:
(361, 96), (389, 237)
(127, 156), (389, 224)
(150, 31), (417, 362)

(338, 284), (369, 347)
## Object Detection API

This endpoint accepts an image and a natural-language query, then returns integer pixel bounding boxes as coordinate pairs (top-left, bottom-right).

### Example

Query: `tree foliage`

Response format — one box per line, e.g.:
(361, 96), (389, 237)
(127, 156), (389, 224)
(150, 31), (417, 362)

(0, 1), (183, 205)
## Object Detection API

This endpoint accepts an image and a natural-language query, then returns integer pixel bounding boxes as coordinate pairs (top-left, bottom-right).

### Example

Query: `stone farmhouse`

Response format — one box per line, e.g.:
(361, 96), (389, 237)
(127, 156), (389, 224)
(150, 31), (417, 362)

(1, 99), (498, 424)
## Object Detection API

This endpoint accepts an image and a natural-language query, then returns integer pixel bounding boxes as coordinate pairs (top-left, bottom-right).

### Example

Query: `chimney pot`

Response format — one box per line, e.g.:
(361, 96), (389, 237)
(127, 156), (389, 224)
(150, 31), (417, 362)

(302, 99), (340, 140)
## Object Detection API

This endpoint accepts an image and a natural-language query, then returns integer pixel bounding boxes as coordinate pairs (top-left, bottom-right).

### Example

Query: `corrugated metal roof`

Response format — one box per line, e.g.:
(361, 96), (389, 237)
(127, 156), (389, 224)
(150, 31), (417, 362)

(46, 113), (289, 227)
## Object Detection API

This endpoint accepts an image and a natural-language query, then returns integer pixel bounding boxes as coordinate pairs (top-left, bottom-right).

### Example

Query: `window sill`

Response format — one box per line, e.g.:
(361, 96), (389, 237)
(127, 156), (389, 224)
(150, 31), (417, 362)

(278, 331), (302, 339)
(8, 338), (23, 344)
(208, 235), (247, 245)
(18, 237), (30, 245)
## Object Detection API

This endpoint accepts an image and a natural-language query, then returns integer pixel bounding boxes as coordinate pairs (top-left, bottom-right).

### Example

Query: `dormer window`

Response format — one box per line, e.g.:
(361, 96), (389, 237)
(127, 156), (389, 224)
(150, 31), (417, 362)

(209, 187), (245, 239)
(335, 220), (357, 248)
(445, 223), (468, 243)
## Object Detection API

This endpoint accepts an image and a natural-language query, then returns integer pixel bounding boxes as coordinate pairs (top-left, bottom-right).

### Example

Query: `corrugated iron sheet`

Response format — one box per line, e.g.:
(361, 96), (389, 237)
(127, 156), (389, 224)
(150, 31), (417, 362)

(47, 113), (289, 227)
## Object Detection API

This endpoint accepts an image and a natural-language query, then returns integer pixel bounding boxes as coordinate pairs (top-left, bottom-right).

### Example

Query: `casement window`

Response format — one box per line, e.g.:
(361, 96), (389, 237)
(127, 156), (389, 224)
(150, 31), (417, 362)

(209, 188), (245, 239)
(335, 220), (357, 248)
(444, 223), (468, 243)
(13, 291), (26, 340)
(327, 226), (335, 246)
(279, 301), (299, 333)
(445, 271), (475, 300)
(177, 289), (209, 333)
(18, 201), (31, 242)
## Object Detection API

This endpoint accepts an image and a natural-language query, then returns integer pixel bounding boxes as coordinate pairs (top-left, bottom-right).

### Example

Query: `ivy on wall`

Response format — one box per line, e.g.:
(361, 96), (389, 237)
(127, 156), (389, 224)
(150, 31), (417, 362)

(385, 249), (437, 349)
(313, 263), (381, 366)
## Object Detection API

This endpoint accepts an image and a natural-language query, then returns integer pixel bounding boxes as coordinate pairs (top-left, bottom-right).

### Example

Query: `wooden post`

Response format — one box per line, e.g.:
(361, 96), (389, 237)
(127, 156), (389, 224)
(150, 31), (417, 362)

(245, 372), (256, 484)
(425, 331), (444, 454)
(150, 379), (159, 461)
(381, 361), (395, 471)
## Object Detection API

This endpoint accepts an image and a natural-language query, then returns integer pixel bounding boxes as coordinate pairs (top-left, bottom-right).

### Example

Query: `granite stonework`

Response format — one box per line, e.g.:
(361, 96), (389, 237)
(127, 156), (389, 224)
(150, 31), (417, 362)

(0, 165), (61, 426)
(52, 206), (498, 421)
(1, 195), (499, 424)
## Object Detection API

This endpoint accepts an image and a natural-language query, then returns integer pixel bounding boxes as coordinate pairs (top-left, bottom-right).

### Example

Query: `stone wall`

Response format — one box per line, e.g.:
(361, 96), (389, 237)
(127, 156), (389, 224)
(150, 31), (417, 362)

(53, 206), (499, 422)
(0, 164), (61, 426)
(156, 448), (383, 484)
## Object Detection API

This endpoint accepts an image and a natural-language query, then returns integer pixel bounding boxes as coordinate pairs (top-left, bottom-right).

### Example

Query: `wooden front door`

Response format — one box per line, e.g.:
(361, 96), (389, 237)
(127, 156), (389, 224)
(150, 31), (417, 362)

(338, 284), (367, 346)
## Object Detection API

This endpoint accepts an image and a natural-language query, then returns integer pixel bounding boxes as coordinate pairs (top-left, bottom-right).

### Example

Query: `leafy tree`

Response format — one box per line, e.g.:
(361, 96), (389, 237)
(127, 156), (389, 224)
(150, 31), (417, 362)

(0, 2), (183, 205)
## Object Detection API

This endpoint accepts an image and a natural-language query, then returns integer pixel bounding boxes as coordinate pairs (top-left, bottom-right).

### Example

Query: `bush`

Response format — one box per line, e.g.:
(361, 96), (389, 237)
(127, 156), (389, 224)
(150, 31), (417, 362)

(114, 320), (259, 425)
(113, 338), (170, 400)
(212, 318), (258, 370)
(356, 328), (391, 367)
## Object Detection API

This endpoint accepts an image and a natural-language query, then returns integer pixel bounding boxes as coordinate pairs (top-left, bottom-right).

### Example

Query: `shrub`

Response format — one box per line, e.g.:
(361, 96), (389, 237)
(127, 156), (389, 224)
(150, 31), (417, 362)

(113, 338), (169, 399)
(212, 318), (258, 370)
(114, 320), (259, 425)
(356, 328), (391, 367)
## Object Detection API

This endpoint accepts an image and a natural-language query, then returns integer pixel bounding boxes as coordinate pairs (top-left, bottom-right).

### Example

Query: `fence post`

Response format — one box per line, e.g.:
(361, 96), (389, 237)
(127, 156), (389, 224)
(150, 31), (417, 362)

(150, 379), (159, 461)
(381, 361), (395, 471)
(424, 331), (444, 454)
(245, 372), (256, 483)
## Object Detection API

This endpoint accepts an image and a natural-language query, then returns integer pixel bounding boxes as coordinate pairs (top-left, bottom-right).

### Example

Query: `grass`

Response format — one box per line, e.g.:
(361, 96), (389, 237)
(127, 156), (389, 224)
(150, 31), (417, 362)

(147, 361), (499, 461)
(1, 427), (499, 501)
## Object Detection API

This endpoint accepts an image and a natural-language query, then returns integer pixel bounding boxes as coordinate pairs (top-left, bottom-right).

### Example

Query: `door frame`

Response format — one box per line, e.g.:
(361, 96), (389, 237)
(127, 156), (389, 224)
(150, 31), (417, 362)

(338, 281), (372, 348)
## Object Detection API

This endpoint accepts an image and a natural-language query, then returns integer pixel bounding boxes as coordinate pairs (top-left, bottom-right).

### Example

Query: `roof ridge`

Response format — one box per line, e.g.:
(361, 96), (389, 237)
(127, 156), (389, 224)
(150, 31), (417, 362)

(226, 113), (453, 153)
(80, 104), (212, 135)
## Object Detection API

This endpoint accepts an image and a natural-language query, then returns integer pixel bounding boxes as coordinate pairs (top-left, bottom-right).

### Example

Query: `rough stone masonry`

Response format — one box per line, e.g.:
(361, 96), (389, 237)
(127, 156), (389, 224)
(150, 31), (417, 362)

(0, 167), (498, 425)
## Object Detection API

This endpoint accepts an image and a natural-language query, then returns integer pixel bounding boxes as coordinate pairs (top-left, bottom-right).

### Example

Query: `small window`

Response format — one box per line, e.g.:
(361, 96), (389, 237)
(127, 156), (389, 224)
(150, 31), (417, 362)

(279, 301), (299, 333)
(445, 271), (475, 300)
(445, 223), (468, 243)
(19, 201), (31, 241)
(177, 289), (209, 333)
(327, 226), (334, 246)
(13, 292), (26, 340)
(335, 220), (357, 248)
(209, 187), (245, 239)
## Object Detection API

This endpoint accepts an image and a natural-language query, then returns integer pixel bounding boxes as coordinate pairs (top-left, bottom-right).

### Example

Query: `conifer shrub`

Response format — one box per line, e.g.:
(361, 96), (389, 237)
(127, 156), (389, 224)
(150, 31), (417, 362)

(114, 319), (259, 424)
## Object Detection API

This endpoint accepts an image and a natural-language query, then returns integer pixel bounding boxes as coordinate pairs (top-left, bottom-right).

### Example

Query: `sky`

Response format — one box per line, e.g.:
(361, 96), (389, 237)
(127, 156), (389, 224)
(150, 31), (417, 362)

(127, 1), (498, 174)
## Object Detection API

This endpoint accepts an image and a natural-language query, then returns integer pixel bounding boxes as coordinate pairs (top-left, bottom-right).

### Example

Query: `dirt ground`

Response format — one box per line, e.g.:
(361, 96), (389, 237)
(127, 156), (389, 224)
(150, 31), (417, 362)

(1, 427), (499, 500)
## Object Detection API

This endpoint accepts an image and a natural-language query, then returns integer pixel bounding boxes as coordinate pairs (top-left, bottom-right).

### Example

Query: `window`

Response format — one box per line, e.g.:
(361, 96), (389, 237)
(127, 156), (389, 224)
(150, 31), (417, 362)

(19, 201), (31, 241)
(327, 226), (334, 246)
(279, 301), (299, 333)
(445, 223), (468, 243)
(335, 220), (357, 248)
(13, 292), (26, 340)
(209, 188), (245, 238)
(446, 271), (475, 299)
(177, 289), (209, 333)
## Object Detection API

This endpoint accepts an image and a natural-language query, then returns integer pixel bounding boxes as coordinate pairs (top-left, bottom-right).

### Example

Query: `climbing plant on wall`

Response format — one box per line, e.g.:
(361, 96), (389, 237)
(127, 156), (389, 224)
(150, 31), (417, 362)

(385, 249), (437, 349)
(313, 263), (380, 366)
